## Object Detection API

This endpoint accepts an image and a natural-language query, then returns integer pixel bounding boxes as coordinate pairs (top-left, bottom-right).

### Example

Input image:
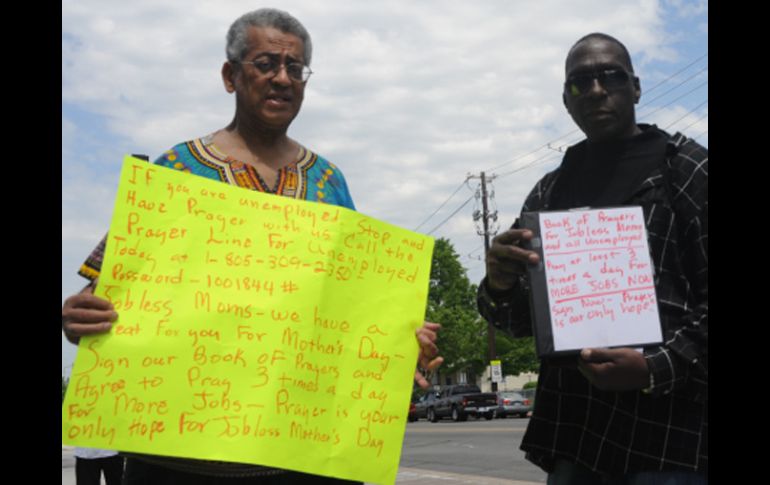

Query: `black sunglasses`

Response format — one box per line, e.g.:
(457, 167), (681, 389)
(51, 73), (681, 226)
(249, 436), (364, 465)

(565, 69), (632, 96)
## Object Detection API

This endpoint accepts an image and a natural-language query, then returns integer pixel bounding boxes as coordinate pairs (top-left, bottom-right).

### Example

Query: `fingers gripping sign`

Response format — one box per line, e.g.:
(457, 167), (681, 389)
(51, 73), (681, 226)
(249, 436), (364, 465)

(486, 228), (540, 292)
(414, 321), (443, 389)
(62, 283), (119, 344)
(577, 347), (650, 392)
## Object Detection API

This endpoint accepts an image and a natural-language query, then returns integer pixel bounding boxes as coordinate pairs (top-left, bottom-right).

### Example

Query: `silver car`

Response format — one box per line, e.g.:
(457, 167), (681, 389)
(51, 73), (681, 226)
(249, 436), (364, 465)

(496, 391), (532, 418)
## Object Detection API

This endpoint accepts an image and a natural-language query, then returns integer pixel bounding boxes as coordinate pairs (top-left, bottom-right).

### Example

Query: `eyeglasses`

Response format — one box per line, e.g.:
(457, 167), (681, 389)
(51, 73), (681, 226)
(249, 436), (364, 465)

(565, 68), (631, 97)
(235, 56), (313, 83)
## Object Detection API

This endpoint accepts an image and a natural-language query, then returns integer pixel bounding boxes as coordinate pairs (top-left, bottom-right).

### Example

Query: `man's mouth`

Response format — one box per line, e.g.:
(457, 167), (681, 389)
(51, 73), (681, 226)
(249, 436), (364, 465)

(266, 93), (292, 105)
(588, 108), (612, 116)
(586, 109), (614, 121)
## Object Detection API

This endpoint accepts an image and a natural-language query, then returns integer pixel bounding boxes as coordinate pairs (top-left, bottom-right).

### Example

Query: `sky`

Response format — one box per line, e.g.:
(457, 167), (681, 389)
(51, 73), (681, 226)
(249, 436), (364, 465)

(62, 0), (708, 375)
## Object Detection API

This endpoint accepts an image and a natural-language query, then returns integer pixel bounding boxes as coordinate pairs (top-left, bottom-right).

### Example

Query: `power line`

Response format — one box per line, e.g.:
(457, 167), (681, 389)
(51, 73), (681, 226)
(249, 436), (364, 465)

(675, 112), (708, 134)
(467, 243), (485, 260)
(639, 65), (708, 107)
(692, 129), (708, 142)
(483, 135), (576, 174)
(426, 194), (475, 235)
(413, 178), (470, 231)
(663, 100), (708, 131)
(495, 149), (566, 179)
(638, 80), (708, 121)
(642, 53), (708, 96)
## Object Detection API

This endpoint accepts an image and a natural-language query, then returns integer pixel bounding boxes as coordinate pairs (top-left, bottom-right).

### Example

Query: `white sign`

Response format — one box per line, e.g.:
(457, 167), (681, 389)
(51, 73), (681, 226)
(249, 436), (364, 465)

(490, 360), (502, 383)
(538, 207), (663, 351)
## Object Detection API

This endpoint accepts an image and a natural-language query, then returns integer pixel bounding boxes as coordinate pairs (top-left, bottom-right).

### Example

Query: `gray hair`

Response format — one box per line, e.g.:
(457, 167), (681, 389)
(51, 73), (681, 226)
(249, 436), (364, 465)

(226, 8), (312, 66)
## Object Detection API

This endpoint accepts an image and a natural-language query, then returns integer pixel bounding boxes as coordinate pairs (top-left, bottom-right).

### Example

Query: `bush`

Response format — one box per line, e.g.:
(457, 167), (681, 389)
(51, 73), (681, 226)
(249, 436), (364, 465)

(523, 380), (537, 390)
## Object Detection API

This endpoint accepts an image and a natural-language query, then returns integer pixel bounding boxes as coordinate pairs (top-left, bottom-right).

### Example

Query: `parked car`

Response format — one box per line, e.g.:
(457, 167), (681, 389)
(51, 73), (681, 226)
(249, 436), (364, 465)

(495, 391), (532, 418)
(413, 390), (441, 421)
(432, 384), (498, 422)
(408, 400), (418, 422)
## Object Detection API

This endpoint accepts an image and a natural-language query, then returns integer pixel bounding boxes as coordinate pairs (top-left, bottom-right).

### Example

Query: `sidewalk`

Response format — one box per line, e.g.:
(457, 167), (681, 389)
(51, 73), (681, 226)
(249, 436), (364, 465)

(62, 446), (76, 485)
(62, 446), (543, 485)
(389, 468), (543, 484)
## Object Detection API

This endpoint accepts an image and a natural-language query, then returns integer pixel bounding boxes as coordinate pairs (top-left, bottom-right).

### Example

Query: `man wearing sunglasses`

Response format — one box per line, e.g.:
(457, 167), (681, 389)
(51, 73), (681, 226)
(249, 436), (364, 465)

(478, 33), (707, 484)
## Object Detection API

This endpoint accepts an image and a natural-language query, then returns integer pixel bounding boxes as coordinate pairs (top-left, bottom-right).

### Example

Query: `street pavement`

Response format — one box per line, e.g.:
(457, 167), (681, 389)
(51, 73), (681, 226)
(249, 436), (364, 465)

(62, 446), (76, 485)
(62, 446), (544, 485)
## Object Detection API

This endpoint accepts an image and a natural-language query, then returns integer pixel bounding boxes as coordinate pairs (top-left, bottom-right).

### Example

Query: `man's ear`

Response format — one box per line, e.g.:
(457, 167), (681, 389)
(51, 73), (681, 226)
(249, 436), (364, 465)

(633, 76), (641, 104)
(222, 61), (236, 93)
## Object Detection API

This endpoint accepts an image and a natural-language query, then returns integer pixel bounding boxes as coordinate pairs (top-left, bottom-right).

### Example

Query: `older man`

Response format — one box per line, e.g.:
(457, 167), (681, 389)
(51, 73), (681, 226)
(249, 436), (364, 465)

(62, 8), (441, 485)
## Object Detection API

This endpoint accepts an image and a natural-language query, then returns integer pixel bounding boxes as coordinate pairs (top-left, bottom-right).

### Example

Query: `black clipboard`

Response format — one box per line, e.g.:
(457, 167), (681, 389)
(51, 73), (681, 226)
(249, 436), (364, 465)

(520, 207), (664, 358)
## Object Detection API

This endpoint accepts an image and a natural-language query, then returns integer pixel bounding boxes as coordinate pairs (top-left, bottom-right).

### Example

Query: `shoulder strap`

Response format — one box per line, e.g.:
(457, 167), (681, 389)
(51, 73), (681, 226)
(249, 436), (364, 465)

(664, 132), (688, 161)
(661, 131), (690, 192)
(658, 131), (694, 255)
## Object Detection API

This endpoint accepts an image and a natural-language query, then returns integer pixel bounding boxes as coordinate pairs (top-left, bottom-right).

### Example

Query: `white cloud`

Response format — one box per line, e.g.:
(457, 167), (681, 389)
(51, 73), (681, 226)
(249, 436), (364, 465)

(665, 0), (708, 17)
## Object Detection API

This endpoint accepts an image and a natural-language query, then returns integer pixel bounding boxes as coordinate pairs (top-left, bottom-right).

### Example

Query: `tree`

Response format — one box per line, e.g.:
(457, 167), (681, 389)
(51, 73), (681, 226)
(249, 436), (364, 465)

(425, 238), (487, 381)
(494, 332), (539, 377)
(424, 238), (539, 386)
(426, 238), (540, 379)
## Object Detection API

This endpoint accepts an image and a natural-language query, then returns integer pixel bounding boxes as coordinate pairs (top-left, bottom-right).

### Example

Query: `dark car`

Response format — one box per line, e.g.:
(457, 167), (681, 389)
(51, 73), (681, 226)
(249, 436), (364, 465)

(408, 390), (429, 422)
(432, 384), (497, 422)
(496, 391), (532, 418)
(413, 390), (441, 421)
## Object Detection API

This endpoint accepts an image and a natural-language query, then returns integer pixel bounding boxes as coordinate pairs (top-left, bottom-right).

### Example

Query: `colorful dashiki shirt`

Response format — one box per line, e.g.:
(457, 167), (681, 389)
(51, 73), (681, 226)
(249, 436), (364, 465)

(78, 135), (355, 281)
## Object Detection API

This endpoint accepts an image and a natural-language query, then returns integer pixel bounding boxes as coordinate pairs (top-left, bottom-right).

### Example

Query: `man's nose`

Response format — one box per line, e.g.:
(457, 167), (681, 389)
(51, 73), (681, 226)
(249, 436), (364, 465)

(584, 77), (607, 96)
(271, 64), (292, 85)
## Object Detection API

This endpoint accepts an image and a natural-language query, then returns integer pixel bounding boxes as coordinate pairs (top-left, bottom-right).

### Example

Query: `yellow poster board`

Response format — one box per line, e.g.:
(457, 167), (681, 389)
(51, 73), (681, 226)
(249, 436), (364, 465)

(62, 156), (434, 485)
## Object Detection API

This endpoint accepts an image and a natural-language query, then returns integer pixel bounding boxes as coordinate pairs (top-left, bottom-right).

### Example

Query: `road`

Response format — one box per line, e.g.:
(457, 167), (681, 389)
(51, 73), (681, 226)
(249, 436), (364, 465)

(62, 417), (546, 484)
(399, 417), (546, 483)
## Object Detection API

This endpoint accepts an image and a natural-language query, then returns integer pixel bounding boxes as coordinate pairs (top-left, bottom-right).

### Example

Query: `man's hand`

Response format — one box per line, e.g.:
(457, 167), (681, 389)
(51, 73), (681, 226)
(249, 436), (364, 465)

(414, 321), (443, 389)
(578, 348), (650, 391)
(61, 284), (118, 344)
(486, 229), (540, 292)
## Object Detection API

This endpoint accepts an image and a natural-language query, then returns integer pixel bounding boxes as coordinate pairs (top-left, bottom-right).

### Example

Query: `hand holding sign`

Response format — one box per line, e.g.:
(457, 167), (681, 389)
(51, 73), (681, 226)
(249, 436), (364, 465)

(577, 347), (650, 391)
(62, 284), (118, 344)
(414, 321), (443, 389)
(485, 229), (540, 292)
(520, 207), (663, 357)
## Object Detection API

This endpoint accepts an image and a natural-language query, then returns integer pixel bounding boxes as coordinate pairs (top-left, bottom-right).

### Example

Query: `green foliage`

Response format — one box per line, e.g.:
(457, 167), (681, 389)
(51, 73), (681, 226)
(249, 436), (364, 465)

(427, 238), (478, 310)
(425, 237), (539, 384)
(426, 238), (487, 379)
(523, 380), (538, 390)
(494, 333), (539, 377)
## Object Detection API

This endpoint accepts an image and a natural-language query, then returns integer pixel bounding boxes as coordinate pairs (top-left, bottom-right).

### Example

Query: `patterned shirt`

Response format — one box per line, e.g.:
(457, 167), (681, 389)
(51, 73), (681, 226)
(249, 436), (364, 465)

(477, 126), (708, 476)
(79, 135), (355, 281)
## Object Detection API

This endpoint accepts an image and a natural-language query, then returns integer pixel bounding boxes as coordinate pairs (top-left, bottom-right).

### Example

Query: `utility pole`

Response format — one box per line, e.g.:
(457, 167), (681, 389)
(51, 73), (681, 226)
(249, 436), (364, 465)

(470, 171), (499, 392)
